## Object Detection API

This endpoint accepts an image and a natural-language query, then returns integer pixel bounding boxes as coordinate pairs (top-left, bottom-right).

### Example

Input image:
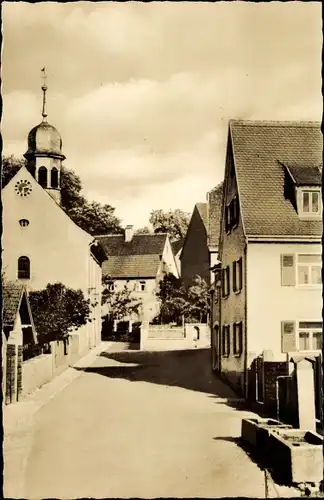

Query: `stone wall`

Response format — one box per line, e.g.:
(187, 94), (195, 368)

(22, 354), (54, 396)
(140, 323), (210, 351)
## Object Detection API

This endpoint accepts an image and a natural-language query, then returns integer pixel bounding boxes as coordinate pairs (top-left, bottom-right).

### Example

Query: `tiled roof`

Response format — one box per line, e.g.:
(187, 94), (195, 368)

(230, 120), (322, 237)
(102, 254), (161, 279)
(171, 239), (184, 255)
(3, 282), (24, 328)
(207, 182), (223, 248)
(96, 233), (167, 257)
(285, 165), (322, 186)
(97, 233), (167, 279)
(195, 203), (208, 230)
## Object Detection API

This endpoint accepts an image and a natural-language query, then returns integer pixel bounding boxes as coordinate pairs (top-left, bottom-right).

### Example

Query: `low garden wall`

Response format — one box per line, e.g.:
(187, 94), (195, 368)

(22, 354), (54, 396)
(140, 323), (210, 351)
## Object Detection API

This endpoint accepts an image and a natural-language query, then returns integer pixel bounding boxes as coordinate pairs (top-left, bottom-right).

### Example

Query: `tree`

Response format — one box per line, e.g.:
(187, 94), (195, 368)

(1, 155), (123, 236)
(186, 275), (210, 323)
(154, 273), (210, 324)
(29, 283), (91, 344)
(149, 208), (190, 241)
(154, 273), (188, 324)
(68, 200), (122, 236)
(102, 277), (142, 321)
(134, 226), (152, 235)
(1, 155), (26, 187)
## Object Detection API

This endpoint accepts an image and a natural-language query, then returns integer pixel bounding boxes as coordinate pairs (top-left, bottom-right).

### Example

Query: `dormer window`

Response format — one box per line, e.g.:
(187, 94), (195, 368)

(302, 190), (320, 215)
(283, 164), (322, 219)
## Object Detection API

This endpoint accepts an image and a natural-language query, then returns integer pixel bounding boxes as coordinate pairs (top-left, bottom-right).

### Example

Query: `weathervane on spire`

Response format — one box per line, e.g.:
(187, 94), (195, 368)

(41, 67), (48, 121)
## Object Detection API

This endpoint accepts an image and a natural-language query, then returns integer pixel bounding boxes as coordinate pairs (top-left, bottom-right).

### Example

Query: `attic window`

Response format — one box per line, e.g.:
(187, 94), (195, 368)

(302, 190), (320, 214)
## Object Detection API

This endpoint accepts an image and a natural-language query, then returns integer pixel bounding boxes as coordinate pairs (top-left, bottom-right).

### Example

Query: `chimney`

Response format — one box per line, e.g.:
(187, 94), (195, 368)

(125, 225), (134, 242)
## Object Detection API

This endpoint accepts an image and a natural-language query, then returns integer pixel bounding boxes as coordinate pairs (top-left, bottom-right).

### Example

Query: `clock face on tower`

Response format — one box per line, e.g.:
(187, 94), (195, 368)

(15, 179), (33, 197)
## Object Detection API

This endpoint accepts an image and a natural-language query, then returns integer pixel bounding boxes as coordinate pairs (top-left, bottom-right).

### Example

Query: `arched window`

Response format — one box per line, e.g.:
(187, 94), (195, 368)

(38, 167), (48, 188)
(51, 167), (59, 188)
(18, 256), (30, 279)
(194, 326), (200, 341)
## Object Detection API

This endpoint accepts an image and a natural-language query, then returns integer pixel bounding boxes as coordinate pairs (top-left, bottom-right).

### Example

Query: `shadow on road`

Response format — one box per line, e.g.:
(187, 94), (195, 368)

(74, 347), (245, 406)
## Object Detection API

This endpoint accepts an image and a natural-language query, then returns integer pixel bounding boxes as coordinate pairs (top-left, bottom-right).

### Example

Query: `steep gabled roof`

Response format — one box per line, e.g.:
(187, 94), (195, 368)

(3, 282), (24, 328)
(97, 233), (168, 279)
(207, 182), (223, 248)
(195, 203), (208, 230)
(229, 120), (322, 238)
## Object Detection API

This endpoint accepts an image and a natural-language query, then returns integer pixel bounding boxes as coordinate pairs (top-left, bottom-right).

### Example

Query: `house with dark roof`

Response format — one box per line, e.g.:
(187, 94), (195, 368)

(97, 225), (179, 324)
(2, 282), (37, 404)
(212, 120), (322, 398)
(180, 183), (223, 288)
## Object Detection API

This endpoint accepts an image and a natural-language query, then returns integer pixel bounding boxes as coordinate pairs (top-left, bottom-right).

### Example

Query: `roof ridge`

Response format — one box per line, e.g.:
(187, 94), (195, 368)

(230, 119), (321, 128)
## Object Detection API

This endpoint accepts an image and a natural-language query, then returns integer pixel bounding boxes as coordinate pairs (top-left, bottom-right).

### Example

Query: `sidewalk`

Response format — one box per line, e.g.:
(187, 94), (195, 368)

(3, 341), (111, 499)
(4, 341), (111, 434)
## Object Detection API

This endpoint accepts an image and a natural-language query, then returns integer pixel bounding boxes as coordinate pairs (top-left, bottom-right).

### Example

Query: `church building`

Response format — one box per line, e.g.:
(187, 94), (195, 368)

(2, 73), (106, 353)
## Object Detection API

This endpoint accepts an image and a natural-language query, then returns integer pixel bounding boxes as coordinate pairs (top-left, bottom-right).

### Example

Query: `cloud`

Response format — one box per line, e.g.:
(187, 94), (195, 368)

(1, 1), (322, 227)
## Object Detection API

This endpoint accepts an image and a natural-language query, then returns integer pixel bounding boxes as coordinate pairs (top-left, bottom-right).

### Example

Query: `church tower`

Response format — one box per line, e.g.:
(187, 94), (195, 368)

(24, 68), (65, 205)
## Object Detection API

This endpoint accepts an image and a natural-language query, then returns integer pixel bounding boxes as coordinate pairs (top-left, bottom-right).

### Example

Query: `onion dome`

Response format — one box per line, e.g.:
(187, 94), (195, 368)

(24, 121), (64, 158)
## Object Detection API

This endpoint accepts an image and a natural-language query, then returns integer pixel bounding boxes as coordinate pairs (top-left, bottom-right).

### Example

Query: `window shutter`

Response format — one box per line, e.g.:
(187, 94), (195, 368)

(221, 269), (225, 297)
(281, 255), (295, 286)
(281, 321), (297, 353)
(239, 322), (243, 355)
(233, 262), (237, 292)
(238, 258), (243, 290)
(226, 326), (230, 356)
(227, 266), (230, 296)
(225, 207), (229, 233)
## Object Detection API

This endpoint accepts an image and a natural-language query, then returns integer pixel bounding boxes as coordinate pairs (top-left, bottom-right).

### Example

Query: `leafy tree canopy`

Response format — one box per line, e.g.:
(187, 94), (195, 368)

(149, 208), (190, 241)
(29, 283), (91, 343)
(1, 155), (122, 236)
(134, 226), (152, 235)
(102, 276), (142, 321)
(154, 273), (210, 324)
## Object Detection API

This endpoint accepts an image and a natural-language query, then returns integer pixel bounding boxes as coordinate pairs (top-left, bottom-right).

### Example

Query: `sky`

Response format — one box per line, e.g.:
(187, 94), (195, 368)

(2, 1), (322, 228)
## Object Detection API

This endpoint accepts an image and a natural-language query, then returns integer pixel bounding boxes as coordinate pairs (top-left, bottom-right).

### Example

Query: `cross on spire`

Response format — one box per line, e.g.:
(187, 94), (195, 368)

(41, 67), (48, 121)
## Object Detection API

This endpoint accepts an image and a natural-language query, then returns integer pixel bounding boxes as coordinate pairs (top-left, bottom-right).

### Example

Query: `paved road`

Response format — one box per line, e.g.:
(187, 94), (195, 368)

(17, 345), (270, 497)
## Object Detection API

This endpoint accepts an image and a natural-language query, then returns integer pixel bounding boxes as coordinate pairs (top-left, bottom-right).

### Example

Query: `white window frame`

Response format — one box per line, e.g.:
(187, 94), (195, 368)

(296, 320), (322, 352)
(297, 186), (322, 219)
(302, 189), (321, 215)
(296, 253), (322, 288)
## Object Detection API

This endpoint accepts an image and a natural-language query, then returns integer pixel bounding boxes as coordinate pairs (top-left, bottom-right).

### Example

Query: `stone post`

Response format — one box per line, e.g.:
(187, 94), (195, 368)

(294, 357), (316, 432)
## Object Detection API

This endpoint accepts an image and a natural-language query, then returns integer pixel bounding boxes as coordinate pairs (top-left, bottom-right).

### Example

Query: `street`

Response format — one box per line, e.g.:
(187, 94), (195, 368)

(7, 345), (274, 498)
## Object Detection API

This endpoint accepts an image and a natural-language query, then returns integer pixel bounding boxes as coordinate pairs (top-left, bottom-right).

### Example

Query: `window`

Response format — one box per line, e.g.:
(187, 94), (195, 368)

(18, 256), (30, 279)
(233, 257), (243, 293)
(139, 281), (146, 291)
(233, 322), (243, 356)
(51, 167), (59, 188)
(19, 219), (29, 227)
(106, 281), (114, 292)
(297, 254), (321, 286)
(222, 325), (230, 357)
(222, 266), (230, 297)
(281, 253), (322, 287)
(298, 322), (322, 351)
(302, 190), (320, 214)
(281, 320), (322, 353)
(38, 166), (48, 188)
(225, 196), (239, 233)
